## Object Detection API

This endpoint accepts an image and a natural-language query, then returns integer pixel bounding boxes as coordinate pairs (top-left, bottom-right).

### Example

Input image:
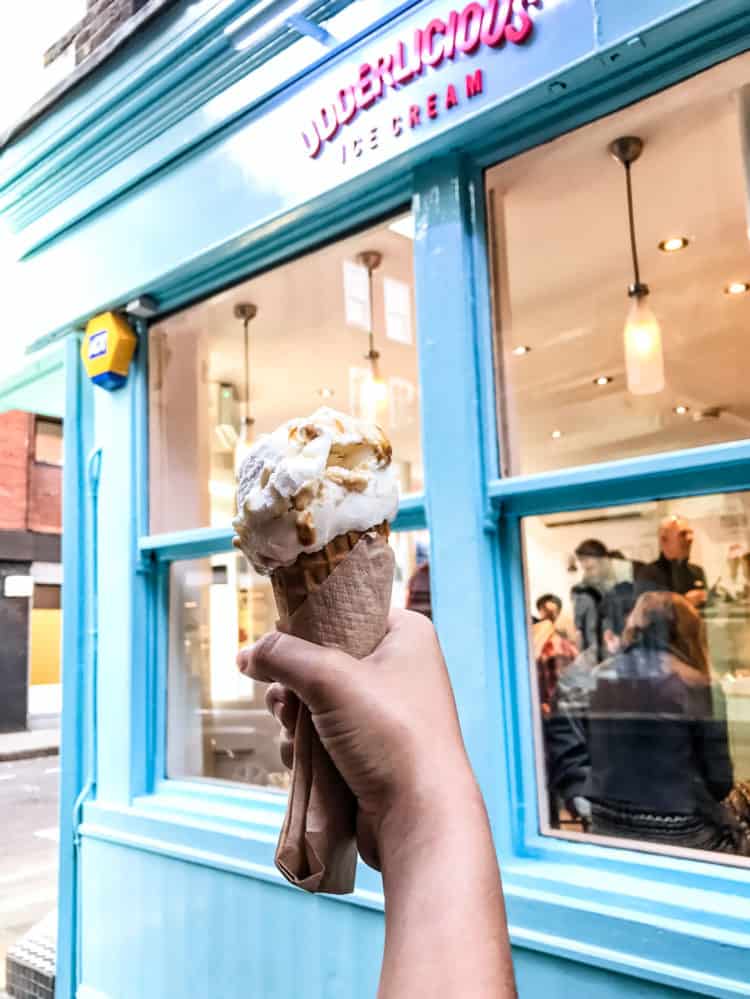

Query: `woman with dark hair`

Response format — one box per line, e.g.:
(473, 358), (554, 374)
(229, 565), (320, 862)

(582, 592), (746, 853)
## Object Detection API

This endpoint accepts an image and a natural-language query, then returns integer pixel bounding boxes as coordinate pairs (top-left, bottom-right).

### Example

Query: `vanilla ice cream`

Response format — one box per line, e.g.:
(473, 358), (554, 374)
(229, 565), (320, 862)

(233, 407), (399, 573)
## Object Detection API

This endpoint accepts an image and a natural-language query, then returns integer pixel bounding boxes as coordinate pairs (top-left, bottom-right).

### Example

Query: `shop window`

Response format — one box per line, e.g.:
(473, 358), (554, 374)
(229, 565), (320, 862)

(166, 530), (431, 787)
(34, 417), (63, 466)
(486, 53), (750, 476)
(148, 212), (422, 534)
(525, 490), (750, 861)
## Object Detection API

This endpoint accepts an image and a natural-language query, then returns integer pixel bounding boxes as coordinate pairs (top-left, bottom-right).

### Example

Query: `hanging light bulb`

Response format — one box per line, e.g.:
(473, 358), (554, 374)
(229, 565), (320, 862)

(356, 250), (389, 425)
(610, 136), (665, 396)
(624, 296), (664, 395)
(233, 303), (257, 473)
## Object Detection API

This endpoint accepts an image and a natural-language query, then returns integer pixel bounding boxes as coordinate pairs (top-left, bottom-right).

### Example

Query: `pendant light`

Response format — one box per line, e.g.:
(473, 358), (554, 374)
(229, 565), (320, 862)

(609, 136), (665, 396)
(233, 302), (257, 473)
(357, 250), (388, 424)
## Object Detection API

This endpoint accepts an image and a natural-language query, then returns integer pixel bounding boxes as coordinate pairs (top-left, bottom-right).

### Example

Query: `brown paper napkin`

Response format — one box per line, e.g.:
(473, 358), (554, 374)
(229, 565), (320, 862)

(274, 533), (395, 894)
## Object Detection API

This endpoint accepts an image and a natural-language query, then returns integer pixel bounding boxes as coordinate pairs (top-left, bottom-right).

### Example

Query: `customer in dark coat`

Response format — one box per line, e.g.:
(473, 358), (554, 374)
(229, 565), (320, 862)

(582, 592), (742, 853)
(635, 515), (708, 609)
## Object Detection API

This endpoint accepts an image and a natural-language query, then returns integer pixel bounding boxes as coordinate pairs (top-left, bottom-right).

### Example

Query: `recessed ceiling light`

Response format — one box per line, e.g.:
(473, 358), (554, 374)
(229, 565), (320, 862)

(317, 387), (335, 398)
(594, 375), (612, 386)
(673, 405), (689, 416)
(658, 237), (689, 253)
(725, 281), (750, 296)
(551, 430), (562, 439)
(512, 345), (531, 356)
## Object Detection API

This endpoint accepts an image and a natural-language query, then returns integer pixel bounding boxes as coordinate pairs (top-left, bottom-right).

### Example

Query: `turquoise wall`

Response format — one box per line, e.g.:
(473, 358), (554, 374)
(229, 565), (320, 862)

(2, 0), (750, 996)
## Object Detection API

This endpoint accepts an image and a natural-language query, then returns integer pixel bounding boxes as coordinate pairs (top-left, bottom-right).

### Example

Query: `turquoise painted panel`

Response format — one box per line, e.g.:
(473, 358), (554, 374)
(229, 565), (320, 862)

(77, 837), (709, 998)
(80, 838), (384, 999)
(513, 949), (696, 999)
(58, 334), (94, 999)
(594, 0), (706, 46)
(92, 362), (140, 805)
(412, 156), (512, 848)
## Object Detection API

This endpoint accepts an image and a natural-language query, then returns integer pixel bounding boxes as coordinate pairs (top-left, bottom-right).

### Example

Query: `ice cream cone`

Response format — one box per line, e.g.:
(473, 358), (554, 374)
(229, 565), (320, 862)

(271, 521), (389, 621)
(232, 407), (398, 893)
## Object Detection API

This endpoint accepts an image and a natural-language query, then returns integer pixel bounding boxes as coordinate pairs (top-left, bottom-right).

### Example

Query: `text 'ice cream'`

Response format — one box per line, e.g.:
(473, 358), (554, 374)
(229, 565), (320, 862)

(233, 407), (399, 573)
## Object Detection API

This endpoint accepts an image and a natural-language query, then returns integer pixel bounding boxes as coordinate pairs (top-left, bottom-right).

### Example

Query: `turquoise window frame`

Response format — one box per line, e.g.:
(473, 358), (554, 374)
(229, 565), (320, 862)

(56, 3), (750, 994)
(119, 151), (750, 995)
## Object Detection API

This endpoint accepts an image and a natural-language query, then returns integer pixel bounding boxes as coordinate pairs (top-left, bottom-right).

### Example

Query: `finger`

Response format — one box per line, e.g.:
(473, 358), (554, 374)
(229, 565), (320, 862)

(265, 684), (299, 732)
(238, 632), (352, 710)
(280, 728), (295, 770)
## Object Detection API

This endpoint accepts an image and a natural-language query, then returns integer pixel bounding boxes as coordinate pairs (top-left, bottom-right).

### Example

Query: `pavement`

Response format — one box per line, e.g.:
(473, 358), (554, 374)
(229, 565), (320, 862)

(0, 730), (59, 763)
(0, 756), (59, 992)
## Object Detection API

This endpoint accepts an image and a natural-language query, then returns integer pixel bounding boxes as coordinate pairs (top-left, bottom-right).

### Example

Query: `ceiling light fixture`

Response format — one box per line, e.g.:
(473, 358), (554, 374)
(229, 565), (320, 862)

(594, 375), (612, 386)
(725, 281), (750, 296)
(512, 345), (531, 356)
(233, 302), (258, 472)
(610, 136), (665, 396)
(357, 250), (388, 424)
(658, 237), (689, 253)
(551, 430), (562, 440)
(673, 405), (689, 415)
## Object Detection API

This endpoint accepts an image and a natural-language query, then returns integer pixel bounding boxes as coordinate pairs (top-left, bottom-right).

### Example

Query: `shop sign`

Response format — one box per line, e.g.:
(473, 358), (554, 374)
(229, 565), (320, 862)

(300, 0), (541, 162)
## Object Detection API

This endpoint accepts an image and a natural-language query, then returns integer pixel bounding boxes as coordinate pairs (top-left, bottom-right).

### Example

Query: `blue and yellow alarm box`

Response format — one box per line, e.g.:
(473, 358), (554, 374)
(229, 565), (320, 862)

(82, 312), (137, 390)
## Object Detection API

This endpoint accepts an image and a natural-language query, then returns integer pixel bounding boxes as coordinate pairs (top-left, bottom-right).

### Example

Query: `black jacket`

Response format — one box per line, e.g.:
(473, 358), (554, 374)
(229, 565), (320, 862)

(545, 652), (733, 816)
(634, 554), (707, 600)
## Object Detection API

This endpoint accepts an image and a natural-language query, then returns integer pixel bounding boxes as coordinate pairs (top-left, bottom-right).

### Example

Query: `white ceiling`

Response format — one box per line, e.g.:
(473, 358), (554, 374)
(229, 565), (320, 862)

(487, 51), (750, 474)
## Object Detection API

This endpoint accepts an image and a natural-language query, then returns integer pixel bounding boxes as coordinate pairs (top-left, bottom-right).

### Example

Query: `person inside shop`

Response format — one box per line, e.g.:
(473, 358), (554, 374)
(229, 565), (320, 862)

(549, 591), (747, 855)
(405, 560), (432, 619)
(571, 539), (611, 662)
(533, 592), (562, 624)
(237, 610), (517, 998)
(635, 515), (708, 609)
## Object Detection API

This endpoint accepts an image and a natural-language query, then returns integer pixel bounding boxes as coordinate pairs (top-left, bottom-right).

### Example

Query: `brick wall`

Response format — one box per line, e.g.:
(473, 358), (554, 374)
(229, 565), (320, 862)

(45, 0), (151, 69)
(28, 463), (63, 534)
(0, 411), (62, 535)
(0, 412), (31, 532)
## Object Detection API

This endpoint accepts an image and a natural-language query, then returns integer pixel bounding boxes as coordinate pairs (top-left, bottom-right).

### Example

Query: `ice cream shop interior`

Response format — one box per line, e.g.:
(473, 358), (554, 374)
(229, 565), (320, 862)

(3, 0), (750, 995)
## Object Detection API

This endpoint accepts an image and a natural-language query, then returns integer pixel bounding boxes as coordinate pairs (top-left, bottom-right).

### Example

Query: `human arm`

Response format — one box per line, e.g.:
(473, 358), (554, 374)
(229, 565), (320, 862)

(238, 610), (516, 999)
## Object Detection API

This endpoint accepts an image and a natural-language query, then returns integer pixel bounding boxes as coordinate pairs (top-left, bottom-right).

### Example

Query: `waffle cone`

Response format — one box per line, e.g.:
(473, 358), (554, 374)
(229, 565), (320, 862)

(270, 523), (395, 894)
(271, 521), (389, 622)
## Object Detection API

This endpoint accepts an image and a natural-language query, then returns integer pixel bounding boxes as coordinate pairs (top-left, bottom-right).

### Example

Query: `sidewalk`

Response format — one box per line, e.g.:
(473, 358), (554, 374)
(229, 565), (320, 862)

(0, 730), (59, 763)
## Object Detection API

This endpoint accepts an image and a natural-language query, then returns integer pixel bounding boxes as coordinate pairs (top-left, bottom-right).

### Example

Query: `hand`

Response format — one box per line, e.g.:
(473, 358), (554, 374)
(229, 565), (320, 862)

(240, 610), (516, 998)
(237, 609), (478, 870)
(685, 588), (708, 609)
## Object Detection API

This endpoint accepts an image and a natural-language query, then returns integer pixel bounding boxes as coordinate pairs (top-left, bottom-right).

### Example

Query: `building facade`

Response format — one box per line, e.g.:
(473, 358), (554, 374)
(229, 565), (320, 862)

(2, 0), (750, 996)
(0, 410), (62, 732)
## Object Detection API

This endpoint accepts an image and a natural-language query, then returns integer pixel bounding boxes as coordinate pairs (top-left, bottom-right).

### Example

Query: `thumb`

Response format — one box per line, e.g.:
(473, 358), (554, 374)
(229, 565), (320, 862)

(237, 631), (350, 710)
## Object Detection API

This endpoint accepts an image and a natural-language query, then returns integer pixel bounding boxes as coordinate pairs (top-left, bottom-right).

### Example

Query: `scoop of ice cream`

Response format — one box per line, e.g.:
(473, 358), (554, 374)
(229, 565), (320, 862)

(233, 407), (399, 573)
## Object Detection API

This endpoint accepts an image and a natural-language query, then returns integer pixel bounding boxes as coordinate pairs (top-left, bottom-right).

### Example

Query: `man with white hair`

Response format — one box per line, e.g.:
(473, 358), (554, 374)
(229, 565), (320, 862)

(634, 515), (708, 609)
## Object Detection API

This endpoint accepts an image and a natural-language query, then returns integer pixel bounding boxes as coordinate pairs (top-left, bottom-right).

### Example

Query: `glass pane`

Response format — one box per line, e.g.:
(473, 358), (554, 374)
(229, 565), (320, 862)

(35, 418), (63, 465)
(487, 53), (750, 476)
(524, 490), (750, 861)
(149, 212), (421, 534)
(167, 530), (430, 787)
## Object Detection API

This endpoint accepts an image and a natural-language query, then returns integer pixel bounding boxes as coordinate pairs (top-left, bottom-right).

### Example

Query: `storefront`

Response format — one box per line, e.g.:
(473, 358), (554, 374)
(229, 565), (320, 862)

(4, 0), (750, 995)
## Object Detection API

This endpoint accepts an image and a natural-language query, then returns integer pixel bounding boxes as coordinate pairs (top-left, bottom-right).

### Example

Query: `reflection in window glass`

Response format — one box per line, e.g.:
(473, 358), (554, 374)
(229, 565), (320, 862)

(487, 52), (750, 475)
(167, 530), (430, 787)
(525, 491), (750, 861)
(149, 213), (422, 534)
